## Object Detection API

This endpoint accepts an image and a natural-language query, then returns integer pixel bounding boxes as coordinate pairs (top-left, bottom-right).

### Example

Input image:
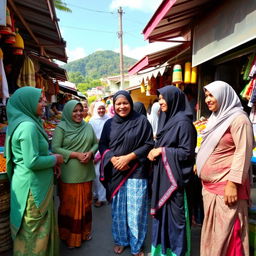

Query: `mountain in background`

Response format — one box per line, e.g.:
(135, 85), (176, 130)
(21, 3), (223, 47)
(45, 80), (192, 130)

(62, 50), (137, 79)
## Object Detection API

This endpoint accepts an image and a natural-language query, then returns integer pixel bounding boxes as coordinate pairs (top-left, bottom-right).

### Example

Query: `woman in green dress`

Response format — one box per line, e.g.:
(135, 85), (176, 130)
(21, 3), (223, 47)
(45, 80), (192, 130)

(52, 100), (98, 248)
(5, 86), (64, 256)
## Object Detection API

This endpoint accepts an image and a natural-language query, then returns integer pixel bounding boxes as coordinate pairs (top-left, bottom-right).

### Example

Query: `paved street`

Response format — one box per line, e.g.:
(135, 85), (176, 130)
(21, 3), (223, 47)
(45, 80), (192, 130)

(3, 197), (201, 256)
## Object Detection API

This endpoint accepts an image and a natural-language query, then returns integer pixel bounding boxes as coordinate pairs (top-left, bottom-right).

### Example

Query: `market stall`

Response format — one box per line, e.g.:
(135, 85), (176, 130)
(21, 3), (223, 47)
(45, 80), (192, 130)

(0, 1), (68, 253)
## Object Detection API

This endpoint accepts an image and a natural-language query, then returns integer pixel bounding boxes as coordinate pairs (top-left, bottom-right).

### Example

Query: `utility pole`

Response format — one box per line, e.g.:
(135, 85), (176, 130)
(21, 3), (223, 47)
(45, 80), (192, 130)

(118, 6), (124, 90)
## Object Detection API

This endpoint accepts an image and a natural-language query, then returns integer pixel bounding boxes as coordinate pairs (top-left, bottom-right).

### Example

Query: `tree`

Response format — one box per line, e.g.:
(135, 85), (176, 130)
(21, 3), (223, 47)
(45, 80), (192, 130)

(54, 0), (72, 12)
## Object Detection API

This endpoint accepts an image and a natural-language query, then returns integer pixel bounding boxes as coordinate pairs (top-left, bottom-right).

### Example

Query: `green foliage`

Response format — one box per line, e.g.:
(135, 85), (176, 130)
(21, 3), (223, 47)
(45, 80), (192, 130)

(62, 50), (137, 79)
(54, 0), (72, 12)
(88, 95), (98, 105)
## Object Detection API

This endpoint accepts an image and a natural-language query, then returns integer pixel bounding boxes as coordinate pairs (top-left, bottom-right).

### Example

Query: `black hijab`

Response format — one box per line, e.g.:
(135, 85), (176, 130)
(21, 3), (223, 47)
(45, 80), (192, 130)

(99, 90), (154, 200)
(133, 102), (147, 116)
(156, 85), (193, 141)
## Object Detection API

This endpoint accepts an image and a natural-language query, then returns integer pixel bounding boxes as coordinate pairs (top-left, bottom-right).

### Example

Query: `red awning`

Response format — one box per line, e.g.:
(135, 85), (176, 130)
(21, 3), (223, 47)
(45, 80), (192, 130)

(128, 42), (190, 75)
(143, 0), (217, 42)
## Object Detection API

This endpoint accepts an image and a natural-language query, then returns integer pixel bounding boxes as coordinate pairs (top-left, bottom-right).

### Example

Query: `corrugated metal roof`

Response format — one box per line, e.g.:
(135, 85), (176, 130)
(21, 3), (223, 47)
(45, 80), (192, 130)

(143, 0), (219, 43)
(8, 0), (67, 62)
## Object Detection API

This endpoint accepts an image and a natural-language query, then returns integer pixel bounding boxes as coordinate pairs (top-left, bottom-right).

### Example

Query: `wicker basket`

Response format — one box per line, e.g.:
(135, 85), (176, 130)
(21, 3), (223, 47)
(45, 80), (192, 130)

(0, 176), (12, 252)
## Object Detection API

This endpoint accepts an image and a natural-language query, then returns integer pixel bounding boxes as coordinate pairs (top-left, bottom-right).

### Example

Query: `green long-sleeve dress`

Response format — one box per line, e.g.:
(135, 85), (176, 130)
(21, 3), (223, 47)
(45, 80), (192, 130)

(5, 87), (59, 256)
(51, 100), (98, 248)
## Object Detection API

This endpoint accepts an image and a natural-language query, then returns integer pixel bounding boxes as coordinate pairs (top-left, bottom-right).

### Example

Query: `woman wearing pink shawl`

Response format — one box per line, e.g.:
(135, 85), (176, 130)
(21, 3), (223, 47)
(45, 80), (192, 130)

(196, 81), (254, 256)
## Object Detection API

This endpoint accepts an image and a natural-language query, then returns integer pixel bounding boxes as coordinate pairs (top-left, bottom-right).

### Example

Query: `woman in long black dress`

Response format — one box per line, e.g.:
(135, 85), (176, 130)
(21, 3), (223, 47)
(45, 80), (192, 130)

(99, 90), (154, 255)
(148, 85), (197, 256)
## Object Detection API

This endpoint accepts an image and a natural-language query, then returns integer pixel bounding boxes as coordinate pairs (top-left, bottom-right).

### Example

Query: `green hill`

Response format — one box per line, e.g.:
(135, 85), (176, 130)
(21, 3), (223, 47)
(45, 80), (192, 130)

(62, 50), (137, 79)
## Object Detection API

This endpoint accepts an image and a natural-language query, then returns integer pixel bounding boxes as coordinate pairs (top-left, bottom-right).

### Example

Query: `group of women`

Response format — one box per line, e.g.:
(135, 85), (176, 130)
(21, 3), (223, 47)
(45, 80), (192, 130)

(5, 80), (253, 256)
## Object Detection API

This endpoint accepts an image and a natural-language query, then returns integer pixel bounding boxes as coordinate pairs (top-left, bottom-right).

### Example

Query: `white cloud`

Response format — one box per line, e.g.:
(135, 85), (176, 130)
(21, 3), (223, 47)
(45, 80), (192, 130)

(114, 41), (182, 60)
(110, 0), (162, 12)
(66, 47), (87, 62)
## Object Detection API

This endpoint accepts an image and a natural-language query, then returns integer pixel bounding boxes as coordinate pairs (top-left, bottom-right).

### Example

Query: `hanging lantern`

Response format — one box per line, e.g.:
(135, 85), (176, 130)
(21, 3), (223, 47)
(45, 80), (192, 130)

(0, 7), (13, 35)
(0, 48), (3, 59)
(146, 78), (151, 96)
(12, 29), (24, 55)
(184, 62), (191, 84)
(191, 66), (197, 84)
(172, 64), (183, 86)
(140, 79), (145, 93)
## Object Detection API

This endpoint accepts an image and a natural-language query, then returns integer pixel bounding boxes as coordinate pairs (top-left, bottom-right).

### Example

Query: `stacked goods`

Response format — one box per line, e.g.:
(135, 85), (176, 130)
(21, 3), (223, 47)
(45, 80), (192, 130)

(0, 154), (6, 173)
(43, 120), (58, 141)
(0, 178), (11, 253)
(193, 117), (208, 153)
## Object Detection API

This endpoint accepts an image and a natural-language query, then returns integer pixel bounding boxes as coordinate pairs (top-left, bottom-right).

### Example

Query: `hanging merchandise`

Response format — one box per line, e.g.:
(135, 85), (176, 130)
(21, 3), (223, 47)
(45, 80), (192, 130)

(0, 7), (12, 35)
(249, 79), (256, 104)
(191, 66), (197, 84)
(12, 29), (24, 55)
(243, 53), (255, 81)
(140, 79), (145, 93)
(4, 11), (16, 44)
(184, 62), (191, 84)
(240, 80), (254, 100)
(146, 78), (151, 96)
(249, 56), (256, 78)
(172, 64), (183, 87)
(0, 48), (10, 105)
(17, 56), (36, 87)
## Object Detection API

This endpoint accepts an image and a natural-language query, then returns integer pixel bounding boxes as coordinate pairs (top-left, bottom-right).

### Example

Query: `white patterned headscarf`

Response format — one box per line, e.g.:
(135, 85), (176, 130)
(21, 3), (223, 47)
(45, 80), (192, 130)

(196, 81), (245, 175)
(89, 101), (110, 140)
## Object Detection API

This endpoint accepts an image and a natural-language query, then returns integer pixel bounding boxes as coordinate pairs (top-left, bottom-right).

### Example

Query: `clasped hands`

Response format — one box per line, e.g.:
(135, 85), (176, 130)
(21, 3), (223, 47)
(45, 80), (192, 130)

(111, 155), (131, 171)
(76, 152), (93, 164)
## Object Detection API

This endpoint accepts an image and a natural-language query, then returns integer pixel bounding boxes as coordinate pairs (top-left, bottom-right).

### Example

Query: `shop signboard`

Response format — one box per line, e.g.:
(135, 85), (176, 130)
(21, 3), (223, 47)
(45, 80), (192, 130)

(0, 0), (6, 26)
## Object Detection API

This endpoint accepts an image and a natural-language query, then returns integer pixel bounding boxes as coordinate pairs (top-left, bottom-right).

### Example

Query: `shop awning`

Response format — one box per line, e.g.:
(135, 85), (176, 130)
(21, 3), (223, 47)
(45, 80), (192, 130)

(8, 0), (67, 62)
(128, 42), (190, 75)
(143, 0), (217, 43)
(30, 54), (67, 81)
(58, 84), (78, 96)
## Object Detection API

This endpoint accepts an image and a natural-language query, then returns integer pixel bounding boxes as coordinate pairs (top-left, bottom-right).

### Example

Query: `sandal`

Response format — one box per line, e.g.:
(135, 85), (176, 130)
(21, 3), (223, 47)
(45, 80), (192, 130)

(85, 234), (92, 241)
(133, 251), (144, 256)
(113, 245), (125, 254)
(94, 201), (104, 208)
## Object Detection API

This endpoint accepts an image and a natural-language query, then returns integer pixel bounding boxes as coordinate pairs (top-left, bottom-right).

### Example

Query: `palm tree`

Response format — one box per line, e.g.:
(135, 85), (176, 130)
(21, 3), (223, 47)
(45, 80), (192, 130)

(54, 0), (72, 12)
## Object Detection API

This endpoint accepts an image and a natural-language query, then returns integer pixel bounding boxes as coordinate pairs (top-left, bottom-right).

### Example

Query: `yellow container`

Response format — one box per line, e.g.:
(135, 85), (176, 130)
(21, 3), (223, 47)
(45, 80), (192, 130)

(184, 62), (191, 84)
(172, 64), (183, 84)
(191, 66), (197, 84)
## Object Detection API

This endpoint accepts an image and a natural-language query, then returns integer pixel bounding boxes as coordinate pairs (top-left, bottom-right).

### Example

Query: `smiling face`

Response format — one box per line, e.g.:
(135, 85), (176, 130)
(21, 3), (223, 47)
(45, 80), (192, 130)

(97, 105), (106, 117)
(36, 95), (46, 116)
(82, 102), (88, 117)
(114, 96), (131, 117)
(158, 94), (168, 112)
(72, 104), (84, 123)
(204, 89), (219, 112)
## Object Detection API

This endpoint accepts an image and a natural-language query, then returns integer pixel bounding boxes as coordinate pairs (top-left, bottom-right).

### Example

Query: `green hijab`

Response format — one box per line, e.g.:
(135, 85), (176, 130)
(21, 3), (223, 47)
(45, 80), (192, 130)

(5, 87), (47, 179)
(58, 100), (87, 132)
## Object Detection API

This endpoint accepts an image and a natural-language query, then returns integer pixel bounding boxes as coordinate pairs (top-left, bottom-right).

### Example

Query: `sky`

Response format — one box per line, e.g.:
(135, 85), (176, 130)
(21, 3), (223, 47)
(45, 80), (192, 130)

(56, 0), (178, 63)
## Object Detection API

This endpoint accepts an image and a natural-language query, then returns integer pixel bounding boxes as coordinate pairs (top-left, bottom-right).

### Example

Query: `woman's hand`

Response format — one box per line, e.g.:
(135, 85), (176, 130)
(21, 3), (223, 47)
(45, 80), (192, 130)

(224, 181), (238, 206)
(81, 151), (93, 164)
(54, 165), (61, 179)
(54, 154), (64, 165)
(111, 153), (136, 171)
(147, 148), (162, 161)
